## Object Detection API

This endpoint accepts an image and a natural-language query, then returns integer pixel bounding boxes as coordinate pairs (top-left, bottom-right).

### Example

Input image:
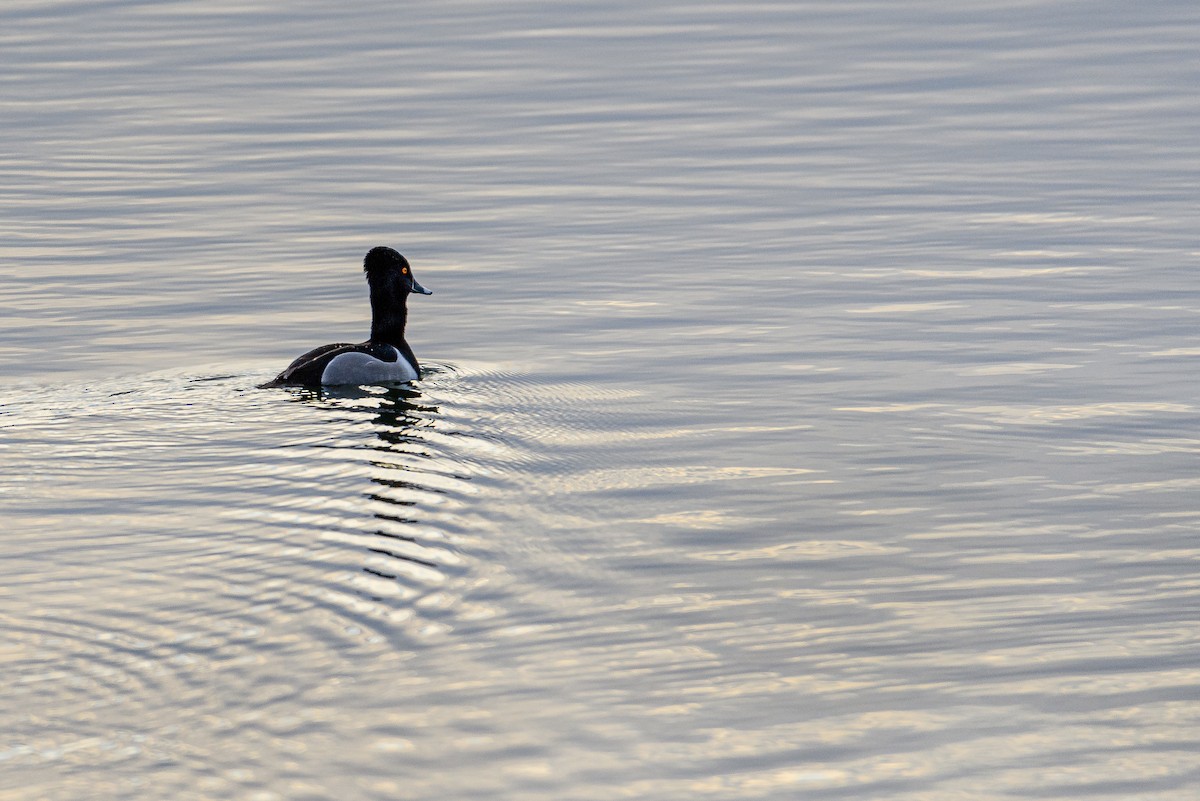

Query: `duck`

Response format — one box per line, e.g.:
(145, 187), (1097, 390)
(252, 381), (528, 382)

(262, 246), (432, 387)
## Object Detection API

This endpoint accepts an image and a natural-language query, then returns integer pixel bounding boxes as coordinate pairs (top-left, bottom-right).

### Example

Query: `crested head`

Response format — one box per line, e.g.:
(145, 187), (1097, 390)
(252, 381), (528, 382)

(363, 246), (410, 277)
(362, 245), (432, 298)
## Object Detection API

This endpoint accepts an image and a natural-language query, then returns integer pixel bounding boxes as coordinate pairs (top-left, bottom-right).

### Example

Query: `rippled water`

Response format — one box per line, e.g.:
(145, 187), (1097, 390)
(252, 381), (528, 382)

(3, 1), (1200, 799)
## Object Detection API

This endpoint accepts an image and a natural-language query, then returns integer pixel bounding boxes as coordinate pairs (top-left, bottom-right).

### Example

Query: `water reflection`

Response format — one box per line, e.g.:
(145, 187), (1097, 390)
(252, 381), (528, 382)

(272, 381), (474, 628)
(5, 0), (1200, 791)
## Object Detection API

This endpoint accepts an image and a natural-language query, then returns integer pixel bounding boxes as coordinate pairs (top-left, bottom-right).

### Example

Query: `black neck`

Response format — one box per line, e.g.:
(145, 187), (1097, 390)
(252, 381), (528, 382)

(369, 291), (408, 345)
(368, 284), (419, 372)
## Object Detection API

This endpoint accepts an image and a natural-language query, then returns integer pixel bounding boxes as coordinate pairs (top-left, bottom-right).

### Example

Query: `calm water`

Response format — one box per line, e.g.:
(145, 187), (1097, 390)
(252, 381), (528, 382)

(3, 2), (1200, 799)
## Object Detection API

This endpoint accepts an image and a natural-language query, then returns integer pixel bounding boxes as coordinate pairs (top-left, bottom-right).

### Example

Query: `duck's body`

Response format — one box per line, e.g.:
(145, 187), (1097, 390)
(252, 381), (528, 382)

(268, 340), (420, 386)
(263, 247), (431, 388)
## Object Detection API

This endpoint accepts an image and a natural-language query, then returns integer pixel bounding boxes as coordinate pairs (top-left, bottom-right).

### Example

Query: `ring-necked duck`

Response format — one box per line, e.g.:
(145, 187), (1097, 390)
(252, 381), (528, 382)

(262, 246), (432, 387)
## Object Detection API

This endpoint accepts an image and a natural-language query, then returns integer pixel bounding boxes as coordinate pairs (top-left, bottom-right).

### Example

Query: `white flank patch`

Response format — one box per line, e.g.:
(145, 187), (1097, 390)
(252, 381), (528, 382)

(320, 348), (417, 385)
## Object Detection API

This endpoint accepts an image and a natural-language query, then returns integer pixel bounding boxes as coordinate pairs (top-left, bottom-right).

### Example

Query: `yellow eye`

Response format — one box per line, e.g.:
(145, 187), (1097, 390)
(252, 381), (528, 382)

(402, 267), (408, 274)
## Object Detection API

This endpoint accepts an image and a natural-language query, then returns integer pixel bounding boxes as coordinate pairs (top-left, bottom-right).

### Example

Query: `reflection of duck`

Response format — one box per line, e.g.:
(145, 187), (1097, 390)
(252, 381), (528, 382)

(357, 383), (456, 592)
(283, 382), (436, 450)
(285, 383), (454, 593)
(263, 247), (432, 387)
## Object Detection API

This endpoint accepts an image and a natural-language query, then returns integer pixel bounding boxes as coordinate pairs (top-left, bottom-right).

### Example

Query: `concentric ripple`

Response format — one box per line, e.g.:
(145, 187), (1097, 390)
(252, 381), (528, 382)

(0, 365), (557, 799)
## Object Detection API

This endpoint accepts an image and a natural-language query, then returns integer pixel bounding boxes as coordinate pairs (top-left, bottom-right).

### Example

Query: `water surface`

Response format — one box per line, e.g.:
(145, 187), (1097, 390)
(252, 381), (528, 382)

(2, 1), (1199, 799)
